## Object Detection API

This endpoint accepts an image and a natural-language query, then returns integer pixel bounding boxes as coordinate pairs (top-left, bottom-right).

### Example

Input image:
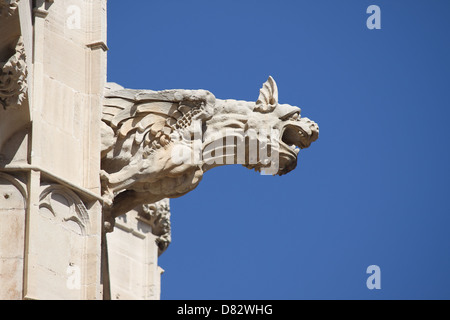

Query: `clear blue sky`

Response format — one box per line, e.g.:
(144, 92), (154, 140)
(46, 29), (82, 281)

(107, 0), (450, 299)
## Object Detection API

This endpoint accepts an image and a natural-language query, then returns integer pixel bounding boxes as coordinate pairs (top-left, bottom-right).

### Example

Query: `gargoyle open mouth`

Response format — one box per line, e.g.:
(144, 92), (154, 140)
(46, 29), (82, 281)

(278, 112), (319, 175)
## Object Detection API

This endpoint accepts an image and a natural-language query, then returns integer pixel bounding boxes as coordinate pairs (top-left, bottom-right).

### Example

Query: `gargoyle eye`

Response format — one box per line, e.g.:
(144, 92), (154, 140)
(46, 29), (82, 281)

(280, 111), (300, 121)
(289, 112), (300, 121)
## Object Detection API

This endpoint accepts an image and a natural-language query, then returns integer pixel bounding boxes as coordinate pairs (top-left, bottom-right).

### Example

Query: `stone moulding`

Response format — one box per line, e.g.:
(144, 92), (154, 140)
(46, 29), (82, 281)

(32, 0), (55, 18)
(1, 164), (103, 203)
(0, 36), (27, 110)
(86, 41), (109, 52)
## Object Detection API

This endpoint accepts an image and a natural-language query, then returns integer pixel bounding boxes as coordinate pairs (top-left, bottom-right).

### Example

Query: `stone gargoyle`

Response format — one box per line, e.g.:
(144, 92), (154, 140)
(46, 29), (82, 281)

(100, 76), (319, 229)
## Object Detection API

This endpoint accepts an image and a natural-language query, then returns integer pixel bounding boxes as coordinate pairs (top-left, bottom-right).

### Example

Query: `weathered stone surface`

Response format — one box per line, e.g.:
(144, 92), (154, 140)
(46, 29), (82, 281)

(0, 173), (26, 300)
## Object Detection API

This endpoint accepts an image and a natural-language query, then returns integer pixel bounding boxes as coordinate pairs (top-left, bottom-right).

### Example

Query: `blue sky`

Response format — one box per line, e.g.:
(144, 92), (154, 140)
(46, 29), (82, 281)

(107, 0), (450, 299)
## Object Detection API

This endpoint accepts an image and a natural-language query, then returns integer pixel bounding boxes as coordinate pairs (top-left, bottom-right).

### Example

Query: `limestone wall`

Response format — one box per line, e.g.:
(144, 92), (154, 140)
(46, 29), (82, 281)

(0, 0), (107, 299)
(107, 209), (165, 300)
(0, 0), (167, 300)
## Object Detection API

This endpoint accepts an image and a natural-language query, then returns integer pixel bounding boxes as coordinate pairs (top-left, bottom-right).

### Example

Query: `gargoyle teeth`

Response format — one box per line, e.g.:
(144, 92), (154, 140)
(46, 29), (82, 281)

(289, 144), (300, 154)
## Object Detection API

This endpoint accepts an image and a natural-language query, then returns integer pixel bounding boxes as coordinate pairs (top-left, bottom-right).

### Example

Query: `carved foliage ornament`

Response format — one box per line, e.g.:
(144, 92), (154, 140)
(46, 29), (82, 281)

(0, 0), (20, 17)
(138, 199), (171, 255)
(0, 36), (27, 109)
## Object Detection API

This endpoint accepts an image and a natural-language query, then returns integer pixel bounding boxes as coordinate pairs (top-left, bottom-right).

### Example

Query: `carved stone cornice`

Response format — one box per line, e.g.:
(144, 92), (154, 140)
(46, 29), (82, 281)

(87, 41), (109, 52)
(137, 199), (171, 256)
(0, 0), (20, 17)
(0, 36), (27, 110)
(33, 0), (54, 18)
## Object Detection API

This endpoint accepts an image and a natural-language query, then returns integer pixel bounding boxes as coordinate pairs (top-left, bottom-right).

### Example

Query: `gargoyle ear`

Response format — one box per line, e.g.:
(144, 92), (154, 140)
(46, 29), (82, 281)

(255, 76), (278, 113)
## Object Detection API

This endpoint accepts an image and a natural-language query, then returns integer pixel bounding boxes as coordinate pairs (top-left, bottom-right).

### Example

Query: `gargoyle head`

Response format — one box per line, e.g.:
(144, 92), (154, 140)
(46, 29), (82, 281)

(201, 76), (319, 175)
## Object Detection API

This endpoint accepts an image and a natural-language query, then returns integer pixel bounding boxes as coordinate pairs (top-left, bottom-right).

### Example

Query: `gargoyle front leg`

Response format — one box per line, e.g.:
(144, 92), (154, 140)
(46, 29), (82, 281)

(103, 190), (157, 232)
(100, 170), (114, 206)
(101, 159), (159, 195)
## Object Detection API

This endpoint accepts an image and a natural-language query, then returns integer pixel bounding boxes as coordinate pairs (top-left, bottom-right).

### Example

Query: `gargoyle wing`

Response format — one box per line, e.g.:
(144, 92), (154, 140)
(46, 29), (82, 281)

(101, 83), (215, 156)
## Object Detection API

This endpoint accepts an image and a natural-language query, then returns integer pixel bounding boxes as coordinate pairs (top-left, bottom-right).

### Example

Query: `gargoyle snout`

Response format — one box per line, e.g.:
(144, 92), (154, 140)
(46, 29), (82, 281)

(298, 117), (319, 148)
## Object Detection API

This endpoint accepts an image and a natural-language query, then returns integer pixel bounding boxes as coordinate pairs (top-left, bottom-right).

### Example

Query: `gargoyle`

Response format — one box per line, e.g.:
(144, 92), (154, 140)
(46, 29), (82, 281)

(101, 77), (318, 229)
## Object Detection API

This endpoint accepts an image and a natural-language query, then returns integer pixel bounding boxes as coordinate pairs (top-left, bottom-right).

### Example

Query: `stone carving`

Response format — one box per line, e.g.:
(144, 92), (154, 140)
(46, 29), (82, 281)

(101, 77), (319, 223)
(255, 75), (278, 113)
(0, 0), (20, 17)
(137, 199), (171, 255)
(39, 184), (90, 236)
(0, 36), (27, 109)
